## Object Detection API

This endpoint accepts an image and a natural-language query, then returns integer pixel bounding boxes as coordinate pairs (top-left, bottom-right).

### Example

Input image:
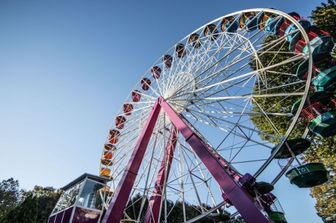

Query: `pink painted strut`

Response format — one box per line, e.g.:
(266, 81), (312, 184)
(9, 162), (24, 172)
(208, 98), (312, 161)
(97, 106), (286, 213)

(143, 126), (178, 223)
(102, 97), (273, 223)
(101, 100), (161, 223)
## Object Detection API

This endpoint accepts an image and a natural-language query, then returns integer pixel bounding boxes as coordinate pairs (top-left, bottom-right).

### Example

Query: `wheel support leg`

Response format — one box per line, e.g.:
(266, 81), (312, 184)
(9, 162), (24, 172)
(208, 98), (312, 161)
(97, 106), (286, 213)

(102, 98), (272, 223)
(101, 100), (161, 223)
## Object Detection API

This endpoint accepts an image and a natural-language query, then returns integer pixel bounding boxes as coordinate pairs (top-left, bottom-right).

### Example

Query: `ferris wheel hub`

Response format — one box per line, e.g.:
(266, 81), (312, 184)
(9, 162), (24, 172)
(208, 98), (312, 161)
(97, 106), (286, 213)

(163, 72), (195, 113)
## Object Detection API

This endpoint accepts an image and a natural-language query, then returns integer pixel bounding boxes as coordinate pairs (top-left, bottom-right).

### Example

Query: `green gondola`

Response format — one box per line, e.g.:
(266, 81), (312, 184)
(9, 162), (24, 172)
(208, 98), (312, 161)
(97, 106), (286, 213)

(267, 211), (287, 223)
(312, 66), (336, 92)
(295, 60), (309, 80)
(272, 138), (310, 159)
(254, 181), (274, 194)
(302, 35), (334, 58)
(286, 163), (328, 188)
(291, 92), (332, 115)
(309, 111), (336, 137)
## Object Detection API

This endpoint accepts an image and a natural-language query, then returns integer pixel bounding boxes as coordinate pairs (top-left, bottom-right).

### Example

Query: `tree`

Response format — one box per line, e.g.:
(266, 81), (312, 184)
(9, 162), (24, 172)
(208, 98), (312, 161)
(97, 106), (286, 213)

(124, 193), (232, 222)
(311, 0), (336, 37)
(311, 0), (336, 62)
(249, 2), (336, 221)
(303, 140), (336, 222)
(0, 178), (21, 218)
(0, 186), (61, 223)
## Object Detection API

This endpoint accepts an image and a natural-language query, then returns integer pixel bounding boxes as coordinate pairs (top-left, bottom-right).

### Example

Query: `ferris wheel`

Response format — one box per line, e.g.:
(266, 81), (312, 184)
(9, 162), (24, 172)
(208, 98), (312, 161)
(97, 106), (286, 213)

(97, 8), (334, 223)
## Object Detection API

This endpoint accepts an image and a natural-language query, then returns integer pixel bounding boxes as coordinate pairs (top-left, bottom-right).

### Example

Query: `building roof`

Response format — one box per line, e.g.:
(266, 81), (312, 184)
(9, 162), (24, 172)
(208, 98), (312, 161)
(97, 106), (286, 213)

(62, 173), (111, 190)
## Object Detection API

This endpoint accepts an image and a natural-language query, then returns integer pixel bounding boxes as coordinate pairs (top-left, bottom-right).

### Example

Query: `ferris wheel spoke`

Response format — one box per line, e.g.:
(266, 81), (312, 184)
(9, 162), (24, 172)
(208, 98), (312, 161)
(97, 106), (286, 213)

(228, 138), (250, 163)
(136, 133), (161, 222)
(193, 23), (265, 76)
(262, 59), (304, 88)
(187, 34), (226, 71)
(112, 126), (168, 179)
(164, 36), (216, 94)
(190, 151), (219, 209)
(202, 92), (304, 100)
(251, 97), (281, 135)
(231, 158), (269, 164)
(185, 37), (216, 70)
(266, 40), (289, 68)
(170, 41), (284, 102)
(182, 101), (293, 117)
(199, 46), (251, 86)
(218, 142), (272, 152)
(189, 34), (237, 74)
(166, 34), (258, 100)
(257, 80), (305, 93)
(195, 32), (264, 84)
(115, 104), (153, 117)
(177, 144), (188, 222)
(184, 116), (275, 153)
(193, 53), (305, 94)
(180, 147), (207, 213)
(184, 107), (279, 144)
(139, 91), (158, 100)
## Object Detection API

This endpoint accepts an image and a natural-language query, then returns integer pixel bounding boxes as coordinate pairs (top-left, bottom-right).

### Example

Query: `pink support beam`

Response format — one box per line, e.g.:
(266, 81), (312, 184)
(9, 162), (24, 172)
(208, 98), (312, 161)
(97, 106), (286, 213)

(159, 97), (272, 223)
(102, 97), (272, 223)
(143, 126), (178, 223)
(102, 100), (161, 223)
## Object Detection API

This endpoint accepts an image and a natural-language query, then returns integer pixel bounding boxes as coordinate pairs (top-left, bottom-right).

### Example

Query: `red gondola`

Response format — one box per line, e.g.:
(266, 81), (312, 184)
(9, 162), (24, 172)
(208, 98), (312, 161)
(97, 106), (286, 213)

(294, 26), (331, 55)
(115, 115), (126, 129)
(132, 90), (141, 102)
(123, 103), (134, 116)
(104, 144), (116, 151)
(257, 12), (273, 30)
(301, 101), (328, 120)
(101, 159), (113, 166)
(239, 12), (255, 28)
(151, 66), (161, 79)
(163, 55), (173, 68)
(220, 16), (239, 33)
(204, 24), (218, 40)
(103, 151), (113, 159)
(188, 33), (201, 48)
(278, 12), (300, 36)
(141, 78), (151, 91)
(175, 43), (186, 58)
(109, 129), (120, 144)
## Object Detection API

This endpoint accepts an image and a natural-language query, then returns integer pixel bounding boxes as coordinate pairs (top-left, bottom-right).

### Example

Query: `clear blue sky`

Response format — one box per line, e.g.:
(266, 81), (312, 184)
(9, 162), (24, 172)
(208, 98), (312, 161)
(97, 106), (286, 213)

(0, 0), (325, 222)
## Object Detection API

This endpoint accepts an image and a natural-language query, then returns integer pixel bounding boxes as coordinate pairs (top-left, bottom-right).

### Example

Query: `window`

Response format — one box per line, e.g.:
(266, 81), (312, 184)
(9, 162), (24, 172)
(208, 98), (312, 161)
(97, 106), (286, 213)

(52, 181), (83, 214)
(76, 179), (104, 210)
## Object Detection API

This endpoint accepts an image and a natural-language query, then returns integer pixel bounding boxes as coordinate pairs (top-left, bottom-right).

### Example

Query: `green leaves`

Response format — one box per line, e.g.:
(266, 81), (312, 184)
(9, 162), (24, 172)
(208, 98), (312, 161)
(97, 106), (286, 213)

(311, 0), (336, 36)
(249, 1), (336, 220)
(0, 178), (20, 219)
(0, 182), (61, 223)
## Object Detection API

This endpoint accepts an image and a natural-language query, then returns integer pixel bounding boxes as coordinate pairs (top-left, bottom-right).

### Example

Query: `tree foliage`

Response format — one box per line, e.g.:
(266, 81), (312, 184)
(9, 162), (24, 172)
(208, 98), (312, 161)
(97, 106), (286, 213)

(0, 178), (21, 219)
(311, 0), (336, 37)
(303, 140), (336, 222)
(0, 185), (61, 223)
(250, 35), (304, 144)
(124, 193), (235, 222)
(249, 1), (336, 221)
